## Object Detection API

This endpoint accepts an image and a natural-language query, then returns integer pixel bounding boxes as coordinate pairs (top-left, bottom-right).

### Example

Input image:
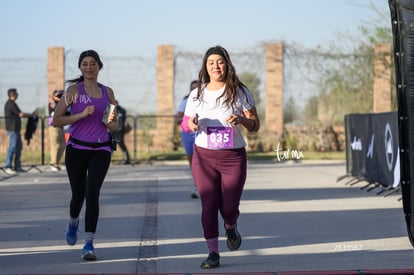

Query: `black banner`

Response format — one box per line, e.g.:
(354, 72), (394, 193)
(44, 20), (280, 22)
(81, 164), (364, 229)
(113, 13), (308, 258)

(345, 112), (399, 188)
(345, 113), (370, 178)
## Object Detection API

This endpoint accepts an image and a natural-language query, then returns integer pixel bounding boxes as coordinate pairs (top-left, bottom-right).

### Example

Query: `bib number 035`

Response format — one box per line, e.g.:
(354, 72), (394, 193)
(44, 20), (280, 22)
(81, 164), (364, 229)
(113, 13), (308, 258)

(207, 126), (234, 149)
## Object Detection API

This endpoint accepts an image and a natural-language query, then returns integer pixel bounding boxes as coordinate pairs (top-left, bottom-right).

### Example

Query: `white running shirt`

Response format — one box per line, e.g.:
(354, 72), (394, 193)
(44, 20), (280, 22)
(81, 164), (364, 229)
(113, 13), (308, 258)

(184, 85), (255, 149)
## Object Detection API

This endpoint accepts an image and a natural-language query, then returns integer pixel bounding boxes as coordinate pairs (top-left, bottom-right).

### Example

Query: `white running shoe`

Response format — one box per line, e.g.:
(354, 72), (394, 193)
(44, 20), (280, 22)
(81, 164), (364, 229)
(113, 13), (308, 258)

(50, 165), (59, 172)
(4, 168), (16, 175)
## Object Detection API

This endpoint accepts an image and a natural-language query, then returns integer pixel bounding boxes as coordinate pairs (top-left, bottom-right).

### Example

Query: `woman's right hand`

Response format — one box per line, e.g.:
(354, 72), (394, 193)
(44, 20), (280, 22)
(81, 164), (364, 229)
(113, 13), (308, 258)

(81, 105), (95, 118)
(188, 115), (199, 132)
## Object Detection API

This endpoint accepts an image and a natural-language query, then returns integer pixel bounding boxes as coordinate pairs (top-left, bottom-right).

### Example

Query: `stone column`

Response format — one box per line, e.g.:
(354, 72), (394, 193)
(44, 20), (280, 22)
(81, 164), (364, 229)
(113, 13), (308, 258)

(373, 44), (392, 113)
(155, 45), (175, 150)
(47, 47), (65, 97)
(265, 43), (284, 149)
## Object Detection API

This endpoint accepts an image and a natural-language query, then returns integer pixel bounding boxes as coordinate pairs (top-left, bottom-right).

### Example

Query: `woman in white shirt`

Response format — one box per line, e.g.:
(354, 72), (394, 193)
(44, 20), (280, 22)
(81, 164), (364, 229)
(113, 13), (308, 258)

(185, 45), (260, 269)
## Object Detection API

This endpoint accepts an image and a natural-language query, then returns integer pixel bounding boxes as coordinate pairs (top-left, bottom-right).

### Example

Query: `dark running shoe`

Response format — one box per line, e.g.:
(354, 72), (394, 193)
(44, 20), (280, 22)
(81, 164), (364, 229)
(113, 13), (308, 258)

(200, 252), (220, 269)
(225, 224), (242, 251)
(190, 187), (199, 199)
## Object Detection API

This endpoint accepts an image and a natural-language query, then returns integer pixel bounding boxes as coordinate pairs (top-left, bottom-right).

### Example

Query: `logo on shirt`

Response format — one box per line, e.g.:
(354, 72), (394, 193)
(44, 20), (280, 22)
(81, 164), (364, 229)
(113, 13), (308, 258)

(63, 93), (92, 105)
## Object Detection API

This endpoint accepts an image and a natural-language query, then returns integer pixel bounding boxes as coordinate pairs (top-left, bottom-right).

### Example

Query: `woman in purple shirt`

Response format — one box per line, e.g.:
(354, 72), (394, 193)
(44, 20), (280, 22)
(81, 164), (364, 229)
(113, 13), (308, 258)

(52, 50), (118, 261)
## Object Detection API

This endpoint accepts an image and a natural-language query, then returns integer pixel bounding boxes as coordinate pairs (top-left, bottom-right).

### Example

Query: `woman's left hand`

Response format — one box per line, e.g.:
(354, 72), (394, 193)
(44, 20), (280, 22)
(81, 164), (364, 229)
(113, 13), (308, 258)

(227, 114), (243, 126)
(105, 110), (118, 131)
(107, 110), (116, 123)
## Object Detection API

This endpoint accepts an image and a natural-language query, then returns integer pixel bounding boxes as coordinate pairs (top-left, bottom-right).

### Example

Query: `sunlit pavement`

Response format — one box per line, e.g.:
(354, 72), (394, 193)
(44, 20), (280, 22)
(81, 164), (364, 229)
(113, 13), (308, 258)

(1, 160), (414, 275)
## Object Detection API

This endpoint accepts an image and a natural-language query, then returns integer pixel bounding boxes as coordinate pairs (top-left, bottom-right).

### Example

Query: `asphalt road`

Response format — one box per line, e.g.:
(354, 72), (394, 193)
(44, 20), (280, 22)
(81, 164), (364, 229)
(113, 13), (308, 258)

(0, 160), (413, 274)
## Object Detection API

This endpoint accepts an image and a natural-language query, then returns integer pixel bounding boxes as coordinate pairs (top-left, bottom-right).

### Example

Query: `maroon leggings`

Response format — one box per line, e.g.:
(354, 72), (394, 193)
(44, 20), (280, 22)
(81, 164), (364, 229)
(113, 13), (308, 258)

(191, 145), (247, 239)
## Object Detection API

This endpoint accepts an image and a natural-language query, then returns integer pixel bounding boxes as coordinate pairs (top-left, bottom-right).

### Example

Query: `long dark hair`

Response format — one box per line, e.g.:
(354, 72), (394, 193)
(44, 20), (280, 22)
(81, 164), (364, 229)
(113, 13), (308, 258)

(196, 45), (249, 108)
(66, 50), (104, 84)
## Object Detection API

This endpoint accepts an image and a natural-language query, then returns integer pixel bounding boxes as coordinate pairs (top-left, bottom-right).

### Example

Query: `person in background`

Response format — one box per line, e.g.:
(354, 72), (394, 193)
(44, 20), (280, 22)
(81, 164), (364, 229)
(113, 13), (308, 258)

(185, 45), (260, 269)
(48, 89), (66, 171)
(4, 88), (38, 174)
(52, 50), (118, 261)
(176, 80), (199, 198)
(113, 100), (131, 164)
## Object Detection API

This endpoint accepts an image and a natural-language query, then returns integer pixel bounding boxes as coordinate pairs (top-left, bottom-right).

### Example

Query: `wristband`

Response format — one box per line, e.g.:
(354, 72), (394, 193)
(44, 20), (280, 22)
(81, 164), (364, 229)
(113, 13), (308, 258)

(248, 119), (257, 131)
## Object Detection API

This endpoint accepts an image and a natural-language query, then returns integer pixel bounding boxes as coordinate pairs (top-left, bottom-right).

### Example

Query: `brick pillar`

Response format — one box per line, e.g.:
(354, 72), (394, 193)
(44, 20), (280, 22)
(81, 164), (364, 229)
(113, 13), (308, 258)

(155, 45), (175, 150)
(47, 47), (65, 97)
(265, 43), (284, 147)
(373, 44), (392, 113)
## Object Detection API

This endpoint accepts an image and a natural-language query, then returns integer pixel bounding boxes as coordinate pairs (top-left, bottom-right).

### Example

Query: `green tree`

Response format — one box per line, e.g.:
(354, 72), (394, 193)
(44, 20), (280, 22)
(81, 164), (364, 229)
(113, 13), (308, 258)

(284, 96), (300, 124)
(303, 96), (319, 126)
(301, 16), (394, 126)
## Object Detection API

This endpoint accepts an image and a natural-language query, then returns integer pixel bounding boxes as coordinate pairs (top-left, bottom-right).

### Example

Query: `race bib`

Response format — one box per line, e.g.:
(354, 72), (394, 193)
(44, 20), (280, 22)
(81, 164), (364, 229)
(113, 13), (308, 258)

(207, 126), (234, 149)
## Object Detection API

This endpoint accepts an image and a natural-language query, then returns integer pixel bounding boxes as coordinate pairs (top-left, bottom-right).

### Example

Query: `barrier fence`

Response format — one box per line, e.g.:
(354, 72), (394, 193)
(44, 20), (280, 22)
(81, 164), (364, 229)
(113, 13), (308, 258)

(339, 111), (400, 195)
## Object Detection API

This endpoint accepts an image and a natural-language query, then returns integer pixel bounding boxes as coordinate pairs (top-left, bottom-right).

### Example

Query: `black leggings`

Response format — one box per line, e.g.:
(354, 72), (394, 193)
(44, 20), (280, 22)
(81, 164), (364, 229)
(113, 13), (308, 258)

(65, 145), (111, 233)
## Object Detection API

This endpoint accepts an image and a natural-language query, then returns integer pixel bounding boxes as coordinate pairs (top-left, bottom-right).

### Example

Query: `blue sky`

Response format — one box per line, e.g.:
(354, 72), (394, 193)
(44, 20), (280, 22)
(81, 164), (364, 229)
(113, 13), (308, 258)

(0, 0), (390, 58)
(0, 0), (391, 114)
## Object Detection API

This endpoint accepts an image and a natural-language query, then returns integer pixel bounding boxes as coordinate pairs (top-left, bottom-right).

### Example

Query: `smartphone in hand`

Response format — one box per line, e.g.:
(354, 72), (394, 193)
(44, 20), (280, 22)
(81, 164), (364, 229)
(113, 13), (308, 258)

(195, 113), (199, 125)
(102, 104), (116, 124)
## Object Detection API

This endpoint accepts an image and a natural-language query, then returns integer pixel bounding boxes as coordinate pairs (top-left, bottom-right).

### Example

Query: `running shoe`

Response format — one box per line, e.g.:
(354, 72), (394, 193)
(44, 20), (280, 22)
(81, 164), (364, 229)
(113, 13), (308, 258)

(190, 187), (199, 199)
(200, 252), (220, 269)
(49, 165), (60, 172)
(4, 168), (16, 175)
(225, 224), (242, 251)
(65, 221), (78, 246)
(82, 241), (97, 261)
